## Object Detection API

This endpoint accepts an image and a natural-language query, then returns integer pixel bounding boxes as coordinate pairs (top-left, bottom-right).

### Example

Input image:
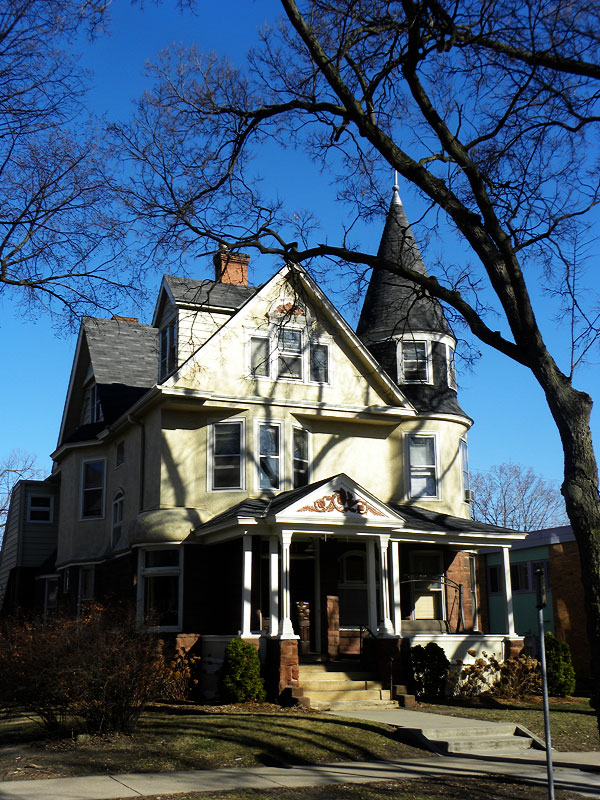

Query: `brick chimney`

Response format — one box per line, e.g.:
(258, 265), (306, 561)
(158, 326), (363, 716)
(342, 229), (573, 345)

(213, 246), (250, 286)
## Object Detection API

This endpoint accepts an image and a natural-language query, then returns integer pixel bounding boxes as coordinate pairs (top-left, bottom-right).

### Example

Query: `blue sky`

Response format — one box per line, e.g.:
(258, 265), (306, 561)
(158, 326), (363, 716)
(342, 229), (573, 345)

(1, 0), (598, 489)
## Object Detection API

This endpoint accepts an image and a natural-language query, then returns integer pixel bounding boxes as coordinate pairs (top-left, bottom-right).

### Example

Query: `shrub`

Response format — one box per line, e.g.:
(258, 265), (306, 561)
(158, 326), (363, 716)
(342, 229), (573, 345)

(159, 649), (202, 701)
(0, 604), (168, 735)
(454, 650), (541, 699)
(410, 642), (449, 700)
(545, 632), (576, 696)
(220, 638), (266, 703)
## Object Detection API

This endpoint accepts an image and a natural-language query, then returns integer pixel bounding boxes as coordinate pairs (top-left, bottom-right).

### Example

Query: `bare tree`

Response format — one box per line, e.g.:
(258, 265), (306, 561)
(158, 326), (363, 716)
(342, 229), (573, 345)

(0, 450), (42, 542)
(471, 463), (569, 532)
(0, 0), (145, 323)
(115, 0), (600, 724)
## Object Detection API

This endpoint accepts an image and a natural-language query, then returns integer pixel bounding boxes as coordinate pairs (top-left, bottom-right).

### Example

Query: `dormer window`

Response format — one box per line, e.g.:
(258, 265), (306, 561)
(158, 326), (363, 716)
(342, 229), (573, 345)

(89, 383), (103, 423)
(400, 340), (430, 383)
(159, 319), (177, 380)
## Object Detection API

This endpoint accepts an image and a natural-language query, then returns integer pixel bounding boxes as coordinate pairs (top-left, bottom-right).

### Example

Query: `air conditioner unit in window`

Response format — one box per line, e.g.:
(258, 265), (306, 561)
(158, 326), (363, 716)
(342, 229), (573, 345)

(464, 489), (475, 503)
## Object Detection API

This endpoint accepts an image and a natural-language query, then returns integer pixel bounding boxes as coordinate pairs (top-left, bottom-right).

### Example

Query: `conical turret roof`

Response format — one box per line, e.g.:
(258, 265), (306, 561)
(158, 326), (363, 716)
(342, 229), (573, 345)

(356, 188), (451, 342)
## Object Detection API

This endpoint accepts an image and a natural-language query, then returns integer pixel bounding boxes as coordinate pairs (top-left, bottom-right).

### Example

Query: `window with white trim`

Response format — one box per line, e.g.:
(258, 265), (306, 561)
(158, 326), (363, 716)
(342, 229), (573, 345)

(400, 340), (430, 383)
(89, 383), (103, 423)
(447, 345), (457, 390)
(247, 328), (330, 385)
(27, 494), (53, 523)
(292, 427), (310, 488)
(80, 459), (105, 518)
(211, 420), (244, 490)
(460, 438), (471, 502)
(139, 548), (182, 630)
(112, 489), (124, 547)
(159, 319), (177, 380)
(257, 422), (281, 490)
(407, 434), (438, 499)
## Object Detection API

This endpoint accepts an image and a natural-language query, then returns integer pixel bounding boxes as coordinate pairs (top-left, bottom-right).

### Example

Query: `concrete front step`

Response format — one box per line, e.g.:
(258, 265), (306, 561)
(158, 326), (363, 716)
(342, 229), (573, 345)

(311, 699), (399, 711)
(306, 688), (391, 702)
(299, 662), (397, 711)
(402, 722), (537, 756)
(301, 679), (386, 691)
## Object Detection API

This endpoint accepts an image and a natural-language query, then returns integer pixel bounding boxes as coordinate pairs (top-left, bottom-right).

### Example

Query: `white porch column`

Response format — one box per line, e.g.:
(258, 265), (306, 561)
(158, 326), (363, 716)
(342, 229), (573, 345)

(366, 538), (378, 632)
(241, 534), (253, 637)
(391, 540), (402, 636)
(269, 536), (279, 636)
(501, 546), (516, 636)
(279, 530), (297, 638)
(377, 534), (395, 636)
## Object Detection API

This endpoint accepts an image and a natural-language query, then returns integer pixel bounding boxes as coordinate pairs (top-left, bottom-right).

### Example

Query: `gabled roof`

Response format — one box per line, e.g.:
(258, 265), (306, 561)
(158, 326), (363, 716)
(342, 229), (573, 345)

(357, 189), (451, 343)
(152, 275), (258, 326)
(83, 317), (158, 387)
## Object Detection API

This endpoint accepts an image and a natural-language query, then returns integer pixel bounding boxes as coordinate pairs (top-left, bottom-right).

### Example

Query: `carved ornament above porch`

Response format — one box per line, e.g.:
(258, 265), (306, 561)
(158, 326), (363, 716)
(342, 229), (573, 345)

(298, 488), (384, 516)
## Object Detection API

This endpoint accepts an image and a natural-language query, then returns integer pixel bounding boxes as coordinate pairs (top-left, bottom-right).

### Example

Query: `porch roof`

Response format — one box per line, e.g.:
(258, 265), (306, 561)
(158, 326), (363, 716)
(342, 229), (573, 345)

(192, 474), (525, 548)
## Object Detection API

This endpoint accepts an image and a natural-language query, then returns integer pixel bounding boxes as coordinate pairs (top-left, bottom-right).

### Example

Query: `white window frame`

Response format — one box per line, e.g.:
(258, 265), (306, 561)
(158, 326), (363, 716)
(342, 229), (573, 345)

(246, 328), (332, 386)
(208, 418), (246, 491)
(398, 339), (432, 384)
(112, 489), (124, 548)
(89, 383), (103, 423)
(405, 433), (440, 500)
(137, 546), (183, 632)
(447, 344), (457, 390)
(27, 494), (54, 523)
(291, 425), (311, 489)
(460, 437), (471, 503)
(80, 458), (106, 520)
(159, 317), (177, 380)
(255, 420), (284, 491)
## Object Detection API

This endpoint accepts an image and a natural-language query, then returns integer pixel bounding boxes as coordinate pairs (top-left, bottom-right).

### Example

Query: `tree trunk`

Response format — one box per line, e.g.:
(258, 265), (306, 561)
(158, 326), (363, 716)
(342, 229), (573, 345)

(543, 375), (600, 722)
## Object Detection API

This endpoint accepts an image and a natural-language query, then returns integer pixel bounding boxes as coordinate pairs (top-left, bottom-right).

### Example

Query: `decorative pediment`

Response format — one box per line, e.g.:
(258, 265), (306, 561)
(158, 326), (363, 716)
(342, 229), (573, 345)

(298, 487), (384, 517)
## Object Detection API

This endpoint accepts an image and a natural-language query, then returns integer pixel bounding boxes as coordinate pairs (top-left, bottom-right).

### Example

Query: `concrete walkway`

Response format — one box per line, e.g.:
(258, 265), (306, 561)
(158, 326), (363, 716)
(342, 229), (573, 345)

(0, 709), (598, 800)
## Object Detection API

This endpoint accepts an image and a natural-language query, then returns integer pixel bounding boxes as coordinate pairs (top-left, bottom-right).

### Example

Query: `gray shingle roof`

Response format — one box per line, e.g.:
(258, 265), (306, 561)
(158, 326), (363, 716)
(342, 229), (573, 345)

(164, 276), (257, 309)
(83, 317), (158, 387)
(357, 191), (451, 342)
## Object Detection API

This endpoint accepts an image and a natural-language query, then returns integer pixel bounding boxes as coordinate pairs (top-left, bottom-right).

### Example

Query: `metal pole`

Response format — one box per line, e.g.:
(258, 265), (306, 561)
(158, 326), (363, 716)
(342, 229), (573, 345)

(535, 567), (554, 800)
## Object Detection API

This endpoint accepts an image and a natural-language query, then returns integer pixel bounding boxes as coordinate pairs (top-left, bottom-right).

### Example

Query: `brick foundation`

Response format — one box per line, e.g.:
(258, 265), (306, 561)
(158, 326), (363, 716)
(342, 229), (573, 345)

(326, 596), (340, 660)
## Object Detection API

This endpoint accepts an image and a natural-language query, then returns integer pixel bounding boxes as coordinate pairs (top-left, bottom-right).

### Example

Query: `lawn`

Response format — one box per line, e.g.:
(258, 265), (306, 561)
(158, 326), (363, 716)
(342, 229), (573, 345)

(419, 696), (599, 752)
(116, 777), (584, 800)
(0, 703), (431, 781)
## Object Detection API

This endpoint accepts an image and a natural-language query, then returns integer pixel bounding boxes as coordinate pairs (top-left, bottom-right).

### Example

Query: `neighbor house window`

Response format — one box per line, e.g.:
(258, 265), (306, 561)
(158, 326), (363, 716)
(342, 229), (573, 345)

(211, 420), (244, 490)
(488, 564), (501, 594)
(309, 342), (329, 383)
(511, 562), (530, 592)
(80, 459), (105, 518)
(292, 428), (310, 488)
(257, 422), (281, 490)
(89, 383), (103, 423)
(159, 319), (177, 380)
(112, 489), (124, 548)
(27, 494), (53, 523)
(407, 434), (438, 499)
(139, 548), (182, 630)
(278, 329), (303, 379)
(401, 340), (430, 382)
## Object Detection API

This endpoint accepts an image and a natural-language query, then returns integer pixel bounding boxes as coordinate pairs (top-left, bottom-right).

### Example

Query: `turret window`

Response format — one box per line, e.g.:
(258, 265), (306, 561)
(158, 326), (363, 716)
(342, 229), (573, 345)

(407, 434), (439, 499)
(400, 340), (431, 383)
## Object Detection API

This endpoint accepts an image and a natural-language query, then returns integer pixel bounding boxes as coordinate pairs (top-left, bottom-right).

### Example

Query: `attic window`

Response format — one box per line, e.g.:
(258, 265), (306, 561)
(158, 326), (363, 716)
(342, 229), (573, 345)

(248, 329), (330, 385)
(89, 384), (103, 423)
(159, 320), (177, 380)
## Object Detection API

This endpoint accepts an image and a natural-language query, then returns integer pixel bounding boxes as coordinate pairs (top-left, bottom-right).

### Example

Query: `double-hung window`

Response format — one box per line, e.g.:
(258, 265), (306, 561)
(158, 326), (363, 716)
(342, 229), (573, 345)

(257, 423), (281, 490)
(138, 548), (182, 630)
(250, 336), (270, 378)
(28, 494), (53, 523)
(460, 438), (471, 502)
(401, 341), (429, 382)
(81, 459), (105, 518)
(212, 421), (244, 490)
(278, 329), (303, 379)
(292, 428), (310, 488)
(447, 345), (457, 390)
(112, 490), (124, 547)
(407, 434), (438, 499)
(309, 342), (329, 383)
(159, 320), (177, 380)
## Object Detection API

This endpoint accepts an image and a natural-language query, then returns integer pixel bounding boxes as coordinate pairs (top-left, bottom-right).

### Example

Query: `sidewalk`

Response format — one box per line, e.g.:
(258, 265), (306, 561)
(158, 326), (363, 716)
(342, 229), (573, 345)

(0, 750), (599, 800)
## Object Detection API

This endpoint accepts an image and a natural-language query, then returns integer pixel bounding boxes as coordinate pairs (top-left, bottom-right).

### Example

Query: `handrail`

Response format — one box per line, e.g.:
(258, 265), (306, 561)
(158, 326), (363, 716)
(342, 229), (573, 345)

(359, 624), (376, 657)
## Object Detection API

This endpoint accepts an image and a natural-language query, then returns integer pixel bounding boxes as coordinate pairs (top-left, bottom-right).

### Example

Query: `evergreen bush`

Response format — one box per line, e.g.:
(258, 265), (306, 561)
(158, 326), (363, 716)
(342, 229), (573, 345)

(544, 632), (576, 696)
(410, 642), (449, 700)
(220, 638), (266, 703)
